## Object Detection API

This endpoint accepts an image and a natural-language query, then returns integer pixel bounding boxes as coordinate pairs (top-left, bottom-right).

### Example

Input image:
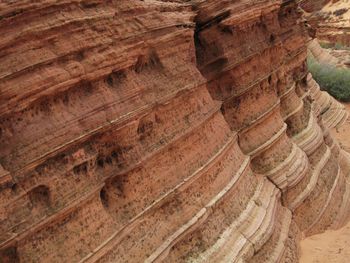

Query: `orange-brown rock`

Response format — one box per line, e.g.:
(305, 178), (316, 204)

(300, 0), (331, 13)
(0, 1), (349, 262)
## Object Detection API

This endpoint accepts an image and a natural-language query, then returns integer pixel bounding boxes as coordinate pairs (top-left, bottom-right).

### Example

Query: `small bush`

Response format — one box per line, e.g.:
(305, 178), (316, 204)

(334, 42), (350, 51)
(319, 42), (333, 49)
(319, 42), (350, 50)
(308, 55), (350, 102)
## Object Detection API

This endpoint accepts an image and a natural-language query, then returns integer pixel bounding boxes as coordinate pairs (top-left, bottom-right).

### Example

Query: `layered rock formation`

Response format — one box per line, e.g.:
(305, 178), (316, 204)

(0, 1), (349, 262)
(300, 0), (332, 13)
(307, 39), (350, 125)
(308, 38), (339, 65)
(308, 38), (350, 68)
(301, 0), (350, 46)
(307, 73), (348, 128)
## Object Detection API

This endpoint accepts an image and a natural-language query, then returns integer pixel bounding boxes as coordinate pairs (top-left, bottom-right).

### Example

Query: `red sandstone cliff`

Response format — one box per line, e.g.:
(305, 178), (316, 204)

(0, 1), (349, 262)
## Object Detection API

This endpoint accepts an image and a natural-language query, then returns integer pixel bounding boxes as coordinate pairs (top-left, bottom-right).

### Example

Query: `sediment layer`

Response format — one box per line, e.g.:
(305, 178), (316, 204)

(0, 1), (349, 262)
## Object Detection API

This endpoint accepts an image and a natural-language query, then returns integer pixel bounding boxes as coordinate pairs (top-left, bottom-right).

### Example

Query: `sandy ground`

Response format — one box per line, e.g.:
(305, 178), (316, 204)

(300, 103), (350, 263)
(300, 221), (350, 263)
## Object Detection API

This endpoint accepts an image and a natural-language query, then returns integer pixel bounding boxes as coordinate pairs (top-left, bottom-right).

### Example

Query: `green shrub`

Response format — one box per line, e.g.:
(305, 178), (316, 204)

(319, 42), (333, 49)
(319, 41), (350, 50)
(334, 42), (350, 51)
(307, 55), (350, 102)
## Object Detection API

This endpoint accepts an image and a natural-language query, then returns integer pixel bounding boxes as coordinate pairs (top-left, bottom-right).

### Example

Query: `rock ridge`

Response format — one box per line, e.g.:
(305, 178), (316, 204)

(0, 1), (349, 262)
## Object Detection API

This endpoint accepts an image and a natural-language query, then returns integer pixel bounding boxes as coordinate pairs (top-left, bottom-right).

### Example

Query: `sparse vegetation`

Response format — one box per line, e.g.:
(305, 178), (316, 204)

(319, 42), (333, 49)
(308, 55), (350, 102)
(334, 42), (350, 51)
(319, 41), (350, 50)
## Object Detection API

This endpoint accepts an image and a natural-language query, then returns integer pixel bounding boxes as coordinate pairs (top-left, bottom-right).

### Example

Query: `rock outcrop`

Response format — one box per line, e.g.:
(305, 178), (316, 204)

(308, 38), (339, 65)
(301, 0), (350, 46)
(306, 39), (349, 125)
(307, 73), (348, 128)
(300, 0), (331, 13)
(0, 1), (349, 262)
(308, 38), (350, 68)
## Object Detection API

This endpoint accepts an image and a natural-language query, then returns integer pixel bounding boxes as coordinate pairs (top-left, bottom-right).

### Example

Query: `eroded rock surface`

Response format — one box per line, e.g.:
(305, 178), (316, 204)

(302, 0), (350, 46)
(0, 1), (349, 262)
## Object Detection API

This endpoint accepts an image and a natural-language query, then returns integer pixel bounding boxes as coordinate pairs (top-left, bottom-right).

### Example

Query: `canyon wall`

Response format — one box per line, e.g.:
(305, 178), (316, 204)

(0, 1), (349, 262)
(301, 0), (350, 46)
(300, 0), (331, 12)
(308, 37), (350, 68)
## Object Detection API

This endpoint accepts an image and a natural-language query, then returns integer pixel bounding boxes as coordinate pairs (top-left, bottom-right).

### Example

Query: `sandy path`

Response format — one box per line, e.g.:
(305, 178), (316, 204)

(300, 103), (350, 263)
(300, 221), (350, 263)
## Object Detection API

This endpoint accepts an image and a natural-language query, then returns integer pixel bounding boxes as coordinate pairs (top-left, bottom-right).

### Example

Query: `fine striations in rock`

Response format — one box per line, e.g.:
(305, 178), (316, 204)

(0, 1), (349, 262)
(301, 0), (350, 46)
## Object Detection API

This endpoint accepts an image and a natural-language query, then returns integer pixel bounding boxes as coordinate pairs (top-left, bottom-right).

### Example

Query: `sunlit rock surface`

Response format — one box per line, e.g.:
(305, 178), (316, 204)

(301, 0), (350, 46)
(0, 1), (349, 262)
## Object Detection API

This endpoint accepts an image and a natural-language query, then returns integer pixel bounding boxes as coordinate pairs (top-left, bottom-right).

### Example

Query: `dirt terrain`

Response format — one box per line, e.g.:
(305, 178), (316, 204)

(300, 220), (350, 263)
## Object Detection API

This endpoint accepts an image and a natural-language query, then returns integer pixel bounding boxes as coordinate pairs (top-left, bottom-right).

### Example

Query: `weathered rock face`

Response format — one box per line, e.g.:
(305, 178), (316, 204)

(300, 0), (331, 13)
(307, 72), (349, 129)
(194, 0), (350, 242)
(301, 0), (350, 46)
(0, 1), (349, 262)
(308, 39), (340, 65)
(308, 38), (350, 68)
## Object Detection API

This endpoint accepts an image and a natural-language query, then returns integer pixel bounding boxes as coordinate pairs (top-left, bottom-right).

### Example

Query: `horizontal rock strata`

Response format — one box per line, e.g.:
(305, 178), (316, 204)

(308, 38), (339, 65)
(301, 0), (350, 46)
(0, 0), (349, 262)
(307, 73), (349, 129)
